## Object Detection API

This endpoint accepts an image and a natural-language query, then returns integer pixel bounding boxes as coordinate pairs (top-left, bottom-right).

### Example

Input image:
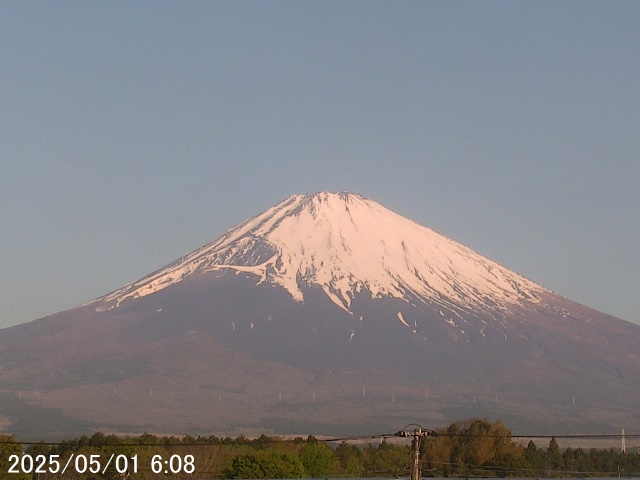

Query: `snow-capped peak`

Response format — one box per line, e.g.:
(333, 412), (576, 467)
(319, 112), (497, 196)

(90, 192), (547, 314)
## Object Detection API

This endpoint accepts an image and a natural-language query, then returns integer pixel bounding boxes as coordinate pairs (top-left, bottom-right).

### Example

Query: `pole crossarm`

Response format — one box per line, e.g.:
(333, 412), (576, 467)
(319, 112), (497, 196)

(393, 425), (437, 480)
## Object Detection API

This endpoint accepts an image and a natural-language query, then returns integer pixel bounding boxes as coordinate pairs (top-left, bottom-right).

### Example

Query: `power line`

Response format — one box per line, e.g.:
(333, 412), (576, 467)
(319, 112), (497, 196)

(2, 428), (640, 447)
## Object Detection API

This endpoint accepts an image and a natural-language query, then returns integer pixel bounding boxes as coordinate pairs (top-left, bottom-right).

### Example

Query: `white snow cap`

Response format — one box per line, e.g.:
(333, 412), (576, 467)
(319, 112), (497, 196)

(92, 192), (546, 313)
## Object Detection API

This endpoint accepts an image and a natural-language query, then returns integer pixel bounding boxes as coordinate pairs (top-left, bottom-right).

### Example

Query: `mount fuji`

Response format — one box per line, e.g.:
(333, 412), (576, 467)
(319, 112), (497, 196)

(1, 192), (639, 438)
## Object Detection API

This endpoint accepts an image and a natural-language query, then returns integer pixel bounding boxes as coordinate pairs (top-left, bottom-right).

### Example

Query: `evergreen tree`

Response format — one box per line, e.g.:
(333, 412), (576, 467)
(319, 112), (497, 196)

(523, 440), (544, 473)
(546, 436), (563, 470)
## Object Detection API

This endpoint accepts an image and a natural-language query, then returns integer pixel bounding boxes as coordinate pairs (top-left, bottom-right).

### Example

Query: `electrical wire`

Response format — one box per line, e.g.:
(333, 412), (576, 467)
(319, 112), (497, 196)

(1, 427), (639, 446)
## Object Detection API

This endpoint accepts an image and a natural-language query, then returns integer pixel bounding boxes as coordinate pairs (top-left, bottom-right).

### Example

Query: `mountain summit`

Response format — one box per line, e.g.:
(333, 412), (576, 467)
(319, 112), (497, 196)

(92, 192), (545, 338)
(2, 192), (640, 438)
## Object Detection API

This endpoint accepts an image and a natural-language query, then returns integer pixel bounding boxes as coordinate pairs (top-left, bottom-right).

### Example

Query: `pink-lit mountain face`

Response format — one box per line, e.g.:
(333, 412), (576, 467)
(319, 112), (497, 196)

(90, 192), (547, 330)
(1, 192), (639, 438)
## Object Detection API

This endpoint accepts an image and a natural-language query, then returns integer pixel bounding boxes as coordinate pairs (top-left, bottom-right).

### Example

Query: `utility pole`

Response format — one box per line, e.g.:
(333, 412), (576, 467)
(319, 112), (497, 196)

(396, 425), (437, 480)
(411, 429), (421, 480)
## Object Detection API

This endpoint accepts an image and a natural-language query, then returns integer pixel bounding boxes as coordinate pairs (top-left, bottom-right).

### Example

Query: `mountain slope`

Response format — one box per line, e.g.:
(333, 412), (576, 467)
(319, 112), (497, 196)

(90, 192), (547, 336)
(1, 192), (639, 438)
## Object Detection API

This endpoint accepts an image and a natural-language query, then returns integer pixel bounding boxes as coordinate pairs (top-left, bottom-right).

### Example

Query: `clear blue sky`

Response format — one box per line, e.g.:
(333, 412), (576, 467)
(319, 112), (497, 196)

(1, 1), (638, 328)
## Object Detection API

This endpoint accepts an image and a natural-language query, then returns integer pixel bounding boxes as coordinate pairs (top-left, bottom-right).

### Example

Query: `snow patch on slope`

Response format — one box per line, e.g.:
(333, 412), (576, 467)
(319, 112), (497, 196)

(397, 312), (410, 327)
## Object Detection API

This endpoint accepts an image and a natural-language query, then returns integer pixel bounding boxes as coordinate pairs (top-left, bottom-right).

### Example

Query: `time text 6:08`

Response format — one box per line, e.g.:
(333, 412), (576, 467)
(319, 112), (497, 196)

(7, 453), (195, 475)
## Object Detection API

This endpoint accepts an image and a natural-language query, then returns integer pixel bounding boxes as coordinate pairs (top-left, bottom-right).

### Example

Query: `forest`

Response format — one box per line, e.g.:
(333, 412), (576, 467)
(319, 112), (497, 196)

(1, 419), (638, 478)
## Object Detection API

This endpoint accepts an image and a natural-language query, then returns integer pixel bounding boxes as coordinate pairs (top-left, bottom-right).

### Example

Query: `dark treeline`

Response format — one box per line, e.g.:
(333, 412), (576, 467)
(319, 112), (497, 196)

(1, 419), (639, 478)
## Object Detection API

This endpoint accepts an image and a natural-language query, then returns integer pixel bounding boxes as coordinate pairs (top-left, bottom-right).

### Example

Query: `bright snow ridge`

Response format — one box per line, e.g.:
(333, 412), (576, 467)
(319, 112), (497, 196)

(89, 192), (547, 314)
